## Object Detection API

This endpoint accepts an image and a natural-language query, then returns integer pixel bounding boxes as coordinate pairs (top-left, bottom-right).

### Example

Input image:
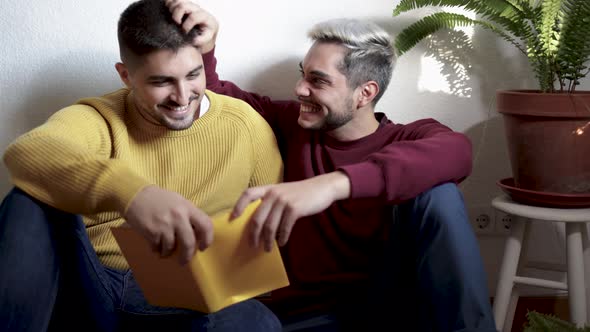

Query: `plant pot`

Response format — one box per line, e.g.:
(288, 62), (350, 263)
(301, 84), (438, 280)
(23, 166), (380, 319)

(497, 90), (590, 195)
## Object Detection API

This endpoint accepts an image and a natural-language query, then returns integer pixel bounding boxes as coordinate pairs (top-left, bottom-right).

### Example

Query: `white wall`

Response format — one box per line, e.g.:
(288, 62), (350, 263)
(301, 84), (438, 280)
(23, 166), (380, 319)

(1, 0), (588, 295)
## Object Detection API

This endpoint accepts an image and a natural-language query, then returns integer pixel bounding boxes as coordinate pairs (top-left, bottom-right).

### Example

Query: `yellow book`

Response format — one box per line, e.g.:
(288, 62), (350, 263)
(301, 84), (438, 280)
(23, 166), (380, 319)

(111, 200), (289, 313)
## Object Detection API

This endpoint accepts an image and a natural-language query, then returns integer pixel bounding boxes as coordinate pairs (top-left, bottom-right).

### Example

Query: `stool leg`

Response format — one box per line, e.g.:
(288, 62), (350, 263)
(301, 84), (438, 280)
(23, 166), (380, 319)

(502, 217), (531, 332)
(501, 290), (520, 332)
(582, 224), (590, 321)
(566, 223), (587, 327)
(494, 217), (527, 331)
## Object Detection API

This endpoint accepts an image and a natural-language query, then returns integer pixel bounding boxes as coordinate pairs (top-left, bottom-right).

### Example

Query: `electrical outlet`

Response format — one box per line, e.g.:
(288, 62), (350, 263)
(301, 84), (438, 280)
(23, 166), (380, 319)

(494, 211), (513, 234)
(468, 206), (495, 235)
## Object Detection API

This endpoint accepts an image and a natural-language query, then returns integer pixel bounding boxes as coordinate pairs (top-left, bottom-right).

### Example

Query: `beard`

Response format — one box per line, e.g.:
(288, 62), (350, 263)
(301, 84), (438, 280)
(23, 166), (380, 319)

(155, 94), (201, 130)
(320, 96), (355, 131)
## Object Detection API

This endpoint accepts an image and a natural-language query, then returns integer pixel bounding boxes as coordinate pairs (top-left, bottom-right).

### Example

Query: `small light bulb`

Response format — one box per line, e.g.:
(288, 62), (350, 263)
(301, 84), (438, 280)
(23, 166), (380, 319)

(573, 122), (589, 135)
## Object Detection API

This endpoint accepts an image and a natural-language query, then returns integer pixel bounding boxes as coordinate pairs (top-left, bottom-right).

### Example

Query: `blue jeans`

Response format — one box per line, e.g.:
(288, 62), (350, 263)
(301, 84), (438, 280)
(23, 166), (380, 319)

(281, 183), (496, 332)
(0, 188), (281, 332)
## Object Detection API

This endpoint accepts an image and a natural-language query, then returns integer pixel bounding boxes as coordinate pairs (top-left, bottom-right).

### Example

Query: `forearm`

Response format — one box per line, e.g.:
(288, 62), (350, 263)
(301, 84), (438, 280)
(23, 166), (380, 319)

(340, 128), (472, 202)
(2, 113), (152, 215)
(323, 171), (352, 201)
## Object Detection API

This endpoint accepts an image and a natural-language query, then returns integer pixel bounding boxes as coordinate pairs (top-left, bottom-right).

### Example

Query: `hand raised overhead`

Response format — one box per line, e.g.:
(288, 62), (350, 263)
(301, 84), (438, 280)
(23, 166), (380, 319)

(165, 0), (219, 53)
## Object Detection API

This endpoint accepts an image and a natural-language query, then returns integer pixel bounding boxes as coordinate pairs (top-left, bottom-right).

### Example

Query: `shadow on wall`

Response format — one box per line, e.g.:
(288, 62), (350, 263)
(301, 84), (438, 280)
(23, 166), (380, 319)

(13, 51), (122, 131)
(424, 29), (474, 98)
(246, 57), (301, 100)
(0, 51), (121, 197)
(379, 13), (535, 204)
(461, 115), (512, 202)
(376, 15), (478, 97)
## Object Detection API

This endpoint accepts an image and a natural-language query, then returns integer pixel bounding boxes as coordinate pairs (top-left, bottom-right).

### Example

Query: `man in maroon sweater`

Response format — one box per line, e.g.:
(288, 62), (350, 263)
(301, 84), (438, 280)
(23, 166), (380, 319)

(167, 1), (496, 331)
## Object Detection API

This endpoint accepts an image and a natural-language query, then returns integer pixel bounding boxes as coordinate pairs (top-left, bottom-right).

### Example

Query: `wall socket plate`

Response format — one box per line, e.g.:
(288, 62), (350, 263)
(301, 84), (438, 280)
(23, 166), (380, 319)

(495, 211), (513, 235)
(468, 206), (494, 235)
(468, 205), (513, 236)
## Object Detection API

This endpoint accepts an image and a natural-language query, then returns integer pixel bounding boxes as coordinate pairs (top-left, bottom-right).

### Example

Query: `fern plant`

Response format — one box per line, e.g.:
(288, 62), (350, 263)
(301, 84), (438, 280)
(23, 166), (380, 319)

(392, 0), (590, 93)
(523, 311), (590, 331)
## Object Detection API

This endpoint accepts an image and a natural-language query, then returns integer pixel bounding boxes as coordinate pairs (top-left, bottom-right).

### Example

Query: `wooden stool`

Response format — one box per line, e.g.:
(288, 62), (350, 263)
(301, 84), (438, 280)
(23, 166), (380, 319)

(492, 195), (590, 331)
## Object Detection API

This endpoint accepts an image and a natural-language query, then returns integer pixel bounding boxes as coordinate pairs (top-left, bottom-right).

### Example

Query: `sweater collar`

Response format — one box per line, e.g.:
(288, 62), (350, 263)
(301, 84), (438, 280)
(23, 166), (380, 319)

(322, 112), (390, 148)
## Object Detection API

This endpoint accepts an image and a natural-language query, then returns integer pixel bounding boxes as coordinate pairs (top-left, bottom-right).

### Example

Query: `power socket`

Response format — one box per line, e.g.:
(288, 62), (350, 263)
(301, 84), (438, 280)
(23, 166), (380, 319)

(494, 211), (513, 234)
(468, 206), (513, 236)
(468, 206), (495, 235)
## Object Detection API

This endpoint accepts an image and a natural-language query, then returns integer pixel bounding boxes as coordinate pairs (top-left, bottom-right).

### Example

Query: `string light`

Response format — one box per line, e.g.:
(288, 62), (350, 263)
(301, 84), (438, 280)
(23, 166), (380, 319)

(573, 122), (589, 135)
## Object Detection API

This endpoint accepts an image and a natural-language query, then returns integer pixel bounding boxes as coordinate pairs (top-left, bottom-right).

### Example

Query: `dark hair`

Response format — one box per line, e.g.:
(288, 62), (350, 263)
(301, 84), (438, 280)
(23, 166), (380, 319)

(117, 0), (199, 66)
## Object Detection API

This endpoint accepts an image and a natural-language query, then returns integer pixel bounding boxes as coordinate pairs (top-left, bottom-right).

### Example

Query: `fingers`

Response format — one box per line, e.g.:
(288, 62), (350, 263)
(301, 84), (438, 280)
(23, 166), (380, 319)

(167, 0), (203, 33)
(182, 10), (207, 34)
(189, 207), (214, 251)
(174, 217), (197, 265)
(248, 197), (273, 249)
(231, 186), (269, 220)
(278, 206), (297, 247)
(159, 227), (176, 258)
(240, 185), (302, 251)
(150, 233), (162, 254)
(261, 199), (285, 252)
(166, 0), (188, 23)
(166, 0), (185, 25)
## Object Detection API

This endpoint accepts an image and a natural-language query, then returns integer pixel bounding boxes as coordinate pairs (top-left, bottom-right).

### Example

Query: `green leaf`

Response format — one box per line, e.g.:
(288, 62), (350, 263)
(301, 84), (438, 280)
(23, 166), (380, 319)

(392, 0), (590, 92)
(539, 0), (563, 56)
(523, 311), (589, 331)
(393, 0), (469, 17)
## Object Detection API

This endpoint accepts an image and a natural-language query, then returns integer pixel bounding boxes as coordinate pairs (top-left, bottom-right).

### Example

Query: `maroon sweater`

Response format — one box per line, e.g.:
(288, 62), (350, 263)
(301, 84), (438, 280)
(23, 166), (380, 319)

(203, 49), (473, 315)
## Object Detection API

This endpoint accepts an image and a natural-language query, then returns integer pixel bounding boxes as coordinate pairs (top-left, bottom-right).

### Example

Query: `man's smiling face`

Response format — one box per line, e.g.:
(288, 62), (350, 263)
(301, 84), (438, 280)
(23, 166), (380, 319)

(120, 45), (206, 130)
(294, 41), (358, 132)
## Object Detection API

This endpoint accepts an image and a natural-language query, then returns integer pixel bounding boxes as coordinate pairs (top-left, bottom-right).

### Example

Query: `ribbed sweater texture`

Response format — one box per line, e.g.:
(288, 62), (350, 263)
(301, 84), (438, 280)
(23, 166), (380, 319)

(3, 88), (283, 270)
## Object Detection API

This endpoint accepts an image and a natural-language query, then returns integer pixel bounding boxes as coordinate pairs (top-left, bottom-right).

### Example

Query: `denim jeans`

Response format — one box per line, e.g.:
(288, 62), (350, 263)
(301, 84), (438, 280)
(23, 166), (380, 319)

(0, 183), (496, 332)
(281, 183), (497, 332)
(0, 188), (281, 332)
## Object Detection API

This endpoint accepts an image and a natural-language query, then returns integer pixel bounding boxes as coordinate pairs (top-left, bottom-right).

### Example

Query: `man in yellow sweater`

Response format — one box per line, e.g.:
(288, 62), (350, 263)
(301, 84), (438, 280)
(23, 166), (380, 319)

(0, 0), (282, 331)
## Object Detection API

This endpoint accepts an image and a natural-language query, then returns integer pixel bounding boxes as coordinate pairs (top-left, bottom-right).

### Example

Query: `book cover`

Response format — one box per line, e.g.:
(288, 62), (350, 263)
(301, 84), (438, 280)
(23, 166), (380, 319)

(111, 199), (290, 313)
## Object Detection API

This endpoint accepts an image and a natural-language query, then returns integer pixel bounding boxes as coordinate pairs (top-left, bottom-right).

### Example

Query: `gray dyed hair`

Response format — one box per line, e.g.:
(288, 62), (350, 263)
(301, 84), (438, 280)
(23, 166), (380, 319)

(308, 18), (396, 105)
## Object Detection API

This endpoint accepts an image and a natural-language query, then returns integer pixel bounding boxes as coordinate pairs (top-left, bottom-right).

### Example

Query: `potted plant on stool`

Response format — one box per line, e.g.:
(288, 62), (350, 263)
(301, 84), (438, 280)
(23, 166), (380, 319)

(392, 0), (590, 206)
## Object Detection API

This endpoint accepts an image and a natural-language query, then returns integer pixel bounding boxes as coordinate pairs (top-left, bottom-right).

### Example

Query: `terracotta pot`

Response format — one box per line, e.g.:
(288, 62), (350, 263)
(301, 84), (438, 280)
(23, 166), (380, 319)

(497, 90), (590, 194)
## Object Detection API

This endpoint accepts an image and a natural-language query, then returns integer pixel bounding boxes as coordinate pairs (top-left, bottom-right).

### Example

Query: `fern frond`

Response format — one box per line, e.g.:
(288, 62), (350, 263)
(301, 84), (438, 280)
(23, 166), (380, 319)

(392, 0), (590, 92)
(394, 12), (473, 55)
(465, 1), (535, 42)
(394, 12), (525, 55)
(538, 0), (563, 57)
(393, 1), (532, 43)
(393, 0), (469, 17)
(393, 0), (525, 18)
(556, 0), (590, 91)
(524, 311), (585, 331)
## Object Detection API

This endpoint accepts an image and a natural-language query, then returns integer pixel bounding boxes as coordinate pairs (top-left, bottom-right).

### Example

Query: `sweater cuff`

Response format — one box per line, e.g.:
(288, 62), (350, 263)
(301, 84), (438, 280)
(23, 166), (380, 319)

(338, 161), (386, 199)
(103, 168), (153, 214)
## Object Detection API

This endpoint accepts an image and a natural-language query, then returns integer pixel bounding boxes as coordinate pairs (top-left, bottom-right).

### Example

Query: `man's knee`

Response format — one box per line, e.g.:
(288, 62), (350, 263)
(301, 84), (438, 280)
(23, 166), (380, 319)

(208, 299), (281, 332)
(0, 188), (61, 331)
(243, 300), (282, 332)
(0, 187), (60, 277)
(418, 182), (464, 208)
(396, 182), (471, 239)
(415, 182), (467, 219)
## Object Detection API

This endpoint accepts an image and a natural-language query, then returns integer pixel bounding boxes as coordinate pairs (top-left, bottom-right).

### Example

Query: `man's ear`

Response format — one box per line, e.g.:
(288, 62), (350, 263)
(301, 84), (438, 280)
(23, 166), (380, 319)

(356, 81), (379, 108)
(115, 62), (132, 88)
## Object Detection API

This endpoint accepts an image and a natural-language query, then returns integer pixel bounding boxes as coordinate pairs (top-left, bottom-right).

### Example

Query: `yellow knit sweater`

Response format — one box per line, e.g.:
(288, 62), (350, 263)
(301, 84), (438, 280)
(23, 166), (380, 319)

(3, 88), (283, 270)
